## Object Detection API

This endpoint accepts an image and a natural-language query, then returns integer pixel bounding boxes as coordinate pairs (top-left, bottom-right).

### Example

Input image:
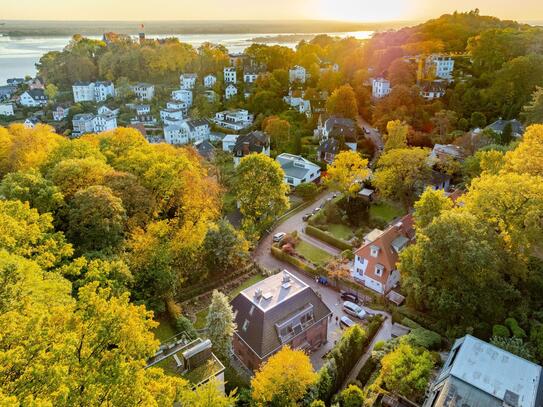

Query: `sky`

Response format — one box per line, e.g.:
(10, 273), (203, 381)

(3, 0), (543, 22)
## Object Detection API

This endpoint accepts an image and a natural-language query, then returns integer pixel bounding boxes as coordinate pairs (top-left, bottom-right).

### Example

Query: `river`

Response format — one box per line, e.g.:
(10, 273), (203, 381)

(0, 31), (373, 85)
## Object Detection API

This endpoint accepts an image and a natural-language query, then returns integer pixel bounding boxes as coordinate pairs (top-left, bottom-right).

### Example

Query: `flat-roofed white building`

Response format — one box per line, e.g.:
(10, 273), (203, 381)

(0, 103), (15, 116)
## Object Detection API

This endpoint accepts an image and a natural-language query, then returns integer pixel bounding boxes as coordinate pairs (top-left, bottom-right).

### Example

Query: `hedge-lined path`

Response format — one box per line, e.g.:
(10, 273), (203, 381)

(299, 231), (341, 256)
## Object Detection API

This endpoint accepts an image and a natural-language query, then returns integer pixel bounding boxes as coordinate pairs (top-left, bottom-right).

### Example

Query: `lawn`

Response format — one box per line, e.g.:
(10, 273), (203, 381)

(369, 201), (404, 223)
(153, 314), (177, 342)
(296, 240), (333, 266)
(327, 223), (354, 240)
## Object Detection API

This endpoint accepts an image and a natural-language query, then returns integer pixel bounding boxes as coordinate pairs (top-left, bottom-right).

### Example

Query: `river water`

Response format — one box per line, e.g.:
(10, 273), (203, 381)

(0, 31), (373, 85)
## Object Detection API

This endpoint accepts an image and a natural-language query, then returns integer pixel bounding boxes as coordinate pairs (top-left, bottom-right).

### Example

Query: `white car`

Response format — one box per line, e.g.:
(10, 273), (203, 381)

(343, 301), (367, 320)
(273, 232), (286, 242)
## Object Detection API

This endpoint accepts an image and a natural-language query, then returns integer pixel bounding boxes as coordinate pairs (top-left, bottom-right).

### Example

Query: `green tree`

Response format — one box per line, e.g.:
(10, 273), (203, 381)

(202, 219), (249, 275)
(296, 182), (319, 200)
(413, 188), (454, 230)
(67, 185), (126, 254)
(522, 86), (543, 125)
(470, 111), (487, 129)
(338, 384), (365, 407)
(234, 154), (289, 236)
(379, 343), (434, 400)
(325, 150), (370, 198)
(44, 83), (59, 103)
(326, 85), (358, 119)
(205, 290), (237, 361)
(490, 336), (534, 361)
(264, 117), (292, 152)
(251, 347), (317, 406)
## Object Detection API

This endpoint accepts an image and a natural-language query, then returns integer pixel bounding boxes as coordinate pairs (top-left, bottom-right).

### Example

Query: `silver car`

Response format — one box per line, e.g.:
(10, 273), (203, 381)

(343, 301), (367, 320)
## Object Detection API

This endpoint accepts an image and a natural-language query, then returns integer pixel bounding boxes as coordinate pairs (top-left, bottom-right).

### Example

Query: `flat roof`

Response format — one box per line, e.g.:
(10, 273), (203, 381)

(449, 335), (542, 407)
(241, 270), (308, 312)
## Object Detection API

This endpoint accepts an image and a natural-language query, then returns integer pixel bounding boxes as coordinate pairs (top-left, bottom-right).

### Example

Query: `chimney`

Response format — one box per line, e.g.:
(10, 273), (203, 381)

(254, 288), (263, 299)
(282, 272), (291, 283)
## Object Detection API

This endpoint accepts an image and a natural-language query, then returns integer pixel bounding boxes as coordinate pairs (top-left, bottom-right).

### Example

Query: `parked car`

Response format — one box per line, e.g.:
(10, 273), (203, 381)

(273, 232), (286, 242)
(343, 301), (367, 320)
(313, 207), (321, 214)
(332, 193), (338, 198)
(302, 213), (312, 221)
(340, 316), (356, 329)
(340, 291), (360, 304)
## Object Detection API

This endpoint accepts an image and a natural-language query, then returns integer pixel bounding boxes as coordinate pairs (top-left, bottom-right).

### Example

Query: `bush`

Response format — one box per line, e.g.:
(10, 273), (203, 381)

(305, 225), (353, 251)
(296, 182), (319, 200)
(492, 324), (511, 338)
(405, 328), (442, 350)
(271, 245), (318, 275)
(176, 315), (198, 339)
(356, 356), (377, 387)
(341, 249), (354, 260)
(505, 318), (527, 339)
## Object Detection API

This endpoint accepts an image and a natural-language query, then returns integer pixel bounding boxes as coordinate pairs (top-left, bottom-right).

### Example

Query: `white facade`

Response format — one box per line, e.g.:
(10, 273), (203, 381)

(203, 74), (217, 88)
(160, 108), (183, 123)
(427, 54), (454, 81)
(94, 82), (115, 102)
(132, 83), (155, 101)
(72, 82), (114, 103)
(276, 153), (321, 187)
(52, 106), (70, 121)
(93, 114), (117, 132)
(19, 90), (48, 107)
(97, 105), (120, 116)
(222, 134), (239, 152)
(243, 72), (258, 83)
(24, 117), (39, 128)
(0, 103), (15, 116)
(72, 113), (117, 135)
(372, 78), (391, 99)
(163, 119), (210, 145)
(166, 100), (187, 111)
(225, 84), (238, 100)
(223, 67), (237, 84)
(289, 65), (307, 83)
(283, 96), (312, 117)
(212, 109), (253, 131)
(180, 73), (198, 90)
(171, 89), (193, 106)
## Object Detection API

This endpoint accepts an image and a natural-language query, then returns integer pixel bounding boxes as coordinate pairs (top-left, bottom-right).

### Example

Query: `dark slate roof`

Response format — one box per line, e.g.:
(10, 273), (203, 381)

(486, 119), (524, 135)
(325, 116), (356, 133)
(27, 89), (47, 100)
(233, 131), (270, 157)
(230, 276), (331, 358)
(194, 140), (215, 159)
(317, 138), (340, 154)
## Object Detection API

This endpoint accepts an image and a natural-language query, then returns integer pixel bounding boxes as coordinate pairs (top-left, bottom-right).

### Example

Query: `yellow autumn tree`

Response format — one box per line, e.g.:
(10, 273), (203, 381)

(251, 347), (317, 406)
(503, 124), (543, 177)
(325, 150), (370, 198)
(384, 120), (408, 151)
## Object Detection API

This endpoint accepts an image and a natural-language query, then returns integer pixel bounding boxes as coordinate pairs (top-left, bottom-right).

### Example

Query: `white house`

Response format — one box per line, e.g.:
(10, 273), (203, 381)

(0, 103), (15, 116)
(24, 117), (40, 128)
(93, 114), (117, 133)
(180, 73), (198, 90)
(426, 54), (454, 81)
(243, 71), (259, 83)
(129, 104), (150, 116)
(163, 118), (210, 145)
(419, 81), (446, 100)
(283, 96), (312, 117)
(132, 83), (155, 101)
(171, 89), (193, 106)
(222, 134), (239, 152)
(187, 119), (211, 142)
(160, 108), (183, 123)
(97, 105), (120, 116)
(224, 67), (237, 84)
(166, 100), (188, 112)
(72, 81), (114, 103)
(212, 109), (253, 131)
(276, 153), (321, 187)
(289, 65), (307, 83)
(19, 89), (48, 107)
(72, 112), (117, 136)
(372, 78), (391, 99)
(94, 81), (115, 102)
(52, 105), (70, 121)
(225, 84), (238, 100)
(203, 74), (217, 88)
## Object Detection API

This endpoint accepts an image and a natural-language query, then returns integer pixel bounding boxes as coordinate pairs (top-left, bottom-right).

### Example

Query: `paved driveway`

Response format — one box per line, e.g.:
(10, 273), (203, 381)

(356, 115), (383, 167)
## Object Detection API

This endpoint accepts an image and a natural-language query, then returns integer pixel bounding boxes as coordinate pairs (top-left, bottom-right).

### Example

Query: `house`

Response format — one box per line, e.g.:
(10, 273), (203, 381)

(7, 78), (24, 86)
(222, 134), (239, 152)
(163, 118), (210, 145)
(243, 71), (259, 83)
(72, 81), (115, 103)
(194, 140), (215, 160)
(0, 103), (15, 116)
(427, 170), (451, 191)
(486, 118), (525, 138)
(352, 217), (414, 294)
(429, 143), (466, 162)
(28, 77), (45, 90)
(166, 100), (188, 112)
(372, 78), (391, 99)
(92, 114), (117, 132)
(224, 67), (237, 83)
(232, 131), (270, 166)
(131, 83), (155, 101)
(187, 119), (211, 142)
(0, 85), (17, 101)
(94, 81), (115, 102)
(424, 335), (543, 407)
(315, 116), (357, 141)
(276, 153), (321, 187)
(203, 74), (217, 88)
(230, 270), (331, 371)
(52, 105), (70, 121)
(72, 113), (117, 136)
(228, 53), (247, 67)
(97, 105), (120, 117)
(419, 80), (446, 100)
(128, 104), (150, 116)
(283, 96), (312, 117)
(225, 84), (238, 100)
(212, 109), (253, 131)
(180, 73), (198, 90)
(171, 89), (193, 106)
(319, 62), (340, 74)
(24, 116), (40, 128)
(146, 332), (225, 392)
(160, 108), (183, 123)
(426, 54), (454, 81)
(289, 65), (307, 83)
(130, 114), (156, 126)
(317, 138), (341, 163)
(19, 89), (48, 107)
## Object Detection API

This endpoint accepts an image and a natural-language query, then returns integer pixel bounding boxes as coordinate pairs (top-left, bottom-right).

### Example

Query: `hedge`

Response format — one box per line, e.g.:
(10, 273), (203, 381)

(305, 225), (353, 251)
(356, 356), (377, 388)
(271, 246), (319, 276)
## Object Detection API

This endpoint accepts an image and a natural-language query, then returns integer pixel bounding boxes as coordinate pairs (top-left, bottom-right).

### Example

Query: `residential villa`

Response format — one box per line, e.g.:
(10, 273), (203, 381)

(232, 131), (270, 166)
(225, 84), (238, 100)
(166, 100), (188, 113)
(146, 332), (225, 393)
(171, 89), (193, 106)
(72, 81), (115, 103)
(97, 105), (120, 117)
(243, 71), (259, 83)
(314, 116), (357, 141)
(486, 118), (525, 138)
(0, 103), (15, 116)
(52, 105), (70, 121)
(230, 270), (332, 371)
(72, 112), (117, 136)
(180, 73), (198, 90)
(203, 74), (217, 88)
(424, 335), (543, 407)
(276, 153), (321, 187)
(283, 96), (312, 117)
(24, 116), (40, 128)
(212, 109), (253, 131)
(222, 134), (239, 152)
(160, 108), (183, 123)
(426, 54), (455, 81)
(352, 217), (414, 294)
(419, 80), (447, 100)
(289, 65), (307, 83)
(131, 83), (155, 101)
(429, 143), (466, 162)
(224, 67), (237, 84)
(19, 89), (48, 107)
(372, 78), (391, 99)
(317, 138), (341, 163)
(163, 118), (210, 145)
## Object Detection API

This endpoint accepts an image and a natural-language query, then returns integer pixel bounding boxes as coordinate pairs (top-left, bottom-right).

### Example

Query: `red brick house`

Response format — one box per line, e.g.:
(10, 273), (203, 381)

(230, 270), (331, 371)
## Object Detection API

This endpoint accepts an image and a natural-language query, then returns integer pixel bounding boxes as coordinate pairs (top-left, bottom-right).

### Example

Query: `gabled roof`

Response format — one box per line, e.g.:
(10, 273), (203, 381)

(233, 131), (269, 157)
(26, 89), (47, 100)
(276, 153), (320, 181)
(230, 271), (331, 358)
(317, 138), (340, 154)
(486, 118), (525, 136)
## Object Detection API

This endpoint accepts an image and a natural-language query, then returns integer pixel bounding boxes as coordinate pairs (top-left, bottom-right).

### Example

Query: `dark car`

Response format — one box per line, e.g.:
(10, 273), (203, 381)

(302, 213), (312, 221)
(340, 291), (360, 304)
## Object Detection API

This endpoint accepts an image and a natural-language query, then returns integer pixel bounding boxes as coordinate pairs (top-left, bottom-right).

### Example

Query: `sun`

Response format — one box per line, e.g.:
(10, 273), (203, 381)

(313, 0), (411, 22)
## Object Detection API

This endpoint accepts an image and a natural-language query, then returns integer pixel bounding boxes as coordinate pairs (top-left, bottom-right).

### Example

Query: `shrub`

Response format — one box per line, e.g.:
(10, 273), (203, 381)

(341, 249), (354, 260)
(505, 318), (527, 339)
(176, 315), (198, 339)
(405, 328), (442, 350)
(356, 356), (377, 387)
(271, 246), (318, 275)
(305, 225), (353, 251)
(296, 182), (319, 200)
(492, 324), (511, 338)
(373, 341), (385, 351)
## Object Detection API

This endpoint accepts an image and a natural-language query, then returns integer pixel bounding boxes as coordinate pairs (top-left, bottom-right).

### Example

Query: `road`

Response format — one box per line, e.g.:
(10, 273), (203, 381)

(252, 191), (393, 374)
(356, 115), (383, 167)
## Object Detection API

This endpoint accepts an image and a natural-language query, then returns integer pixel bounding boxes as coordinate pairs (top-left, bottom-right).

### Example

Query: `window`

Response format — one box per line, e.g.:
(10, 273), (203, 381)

(370, 245), (380, 258)
(375, 264), (384, 277)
